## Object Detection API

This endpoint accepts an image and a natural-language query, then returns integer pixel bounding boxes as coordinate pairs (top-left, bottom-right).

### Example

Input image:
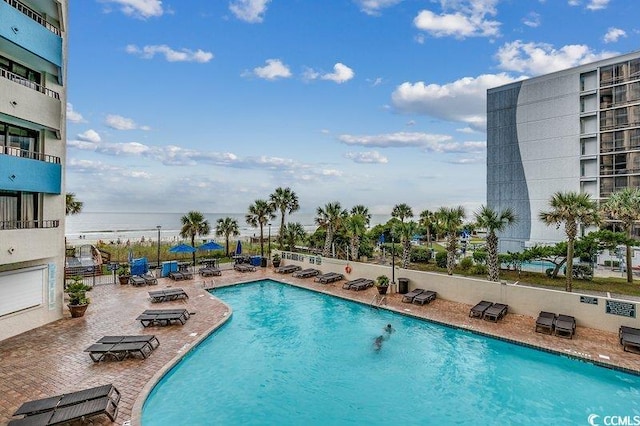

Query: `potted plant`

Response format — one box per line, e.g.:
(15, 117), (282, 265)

(65, 276), (92, 318)
(375, 275), (390, 295)
(117, 264), (131, 285)
(272, 253), (281, 268)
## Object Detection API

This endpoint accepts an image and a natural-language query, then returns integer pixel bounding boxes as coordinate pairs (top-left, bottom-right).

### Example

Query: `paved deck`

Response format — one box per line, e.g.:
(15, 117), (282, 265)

(1, 268), (639, 425)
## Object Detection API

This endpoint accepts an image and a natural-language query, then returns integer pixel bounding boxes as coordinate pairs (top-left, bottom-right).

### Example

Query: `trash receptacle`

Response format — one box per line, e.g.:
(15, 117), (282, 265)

(398, 278), (409, 294)
(261, 257), (267, 267)
(250, 256), (261, 267)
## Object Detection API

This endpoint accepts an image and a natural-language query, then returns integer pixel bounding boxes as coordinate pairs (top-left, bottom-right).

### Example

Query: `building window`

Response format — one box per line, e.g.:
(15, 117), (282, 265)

(0, 191), (39, 230)
(0, 122), (39, 157)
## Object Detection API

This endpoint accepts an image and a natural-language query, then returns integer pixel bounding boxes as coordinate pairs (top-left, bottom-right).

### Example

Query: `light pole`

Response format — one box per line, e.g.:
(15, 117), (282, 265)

(268, 223), (272, 262)
(391, 235), (396, 287)
(156, 225), (161, 276)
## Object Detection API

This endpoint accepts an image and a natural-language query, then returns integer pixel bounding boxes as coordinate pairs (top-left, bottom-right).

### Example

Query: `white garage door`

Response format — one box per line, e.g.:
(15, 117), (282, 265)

(0, 266), (46, 317)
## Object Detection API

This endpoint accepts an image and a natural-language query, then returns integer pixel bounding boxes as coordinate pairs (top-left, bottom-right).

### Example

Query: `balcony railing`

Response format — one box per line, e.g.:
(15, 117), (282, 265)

(3, 0), (61, 36)
(0, 68), (60, 100)
(0, 146), (60, 163)
(0, 219), (59, 230)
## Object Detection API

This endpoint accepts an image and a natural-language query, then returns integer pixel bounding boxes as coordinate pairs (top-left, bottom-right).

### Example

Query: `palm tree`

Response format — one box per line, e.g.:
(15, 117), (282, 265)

(65, 193), (83, 215)
(435, 206), (465, 275)
(474, 205), (517, 282)
(315, 202), (347, 257)
(179, 211), (211, 265)
(350, 205), (371, 227)
(281, 222), (307, 251)
(246, 199), (276, 257)
(393, 220), (418, 268)
(215, 217), (240, 257)
(601, 187), (640, 284)
(269, 187), (300, 247)
(419, 209), (436, 248)
(344, 213), (367, 260)
(391, 203), (414, 223)
(539, 191), (600, 292)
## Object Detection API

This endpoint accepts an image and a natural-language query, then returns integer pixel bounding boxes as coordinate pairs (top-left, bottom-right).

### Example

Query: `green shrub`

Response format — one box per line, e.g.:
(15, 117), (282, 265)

(435, 251), (447, 268)
(471, 264), (488, 275)
(472, 250), (487, 265)
(459, 257), (474, 271)
(410, 246), (431, 263)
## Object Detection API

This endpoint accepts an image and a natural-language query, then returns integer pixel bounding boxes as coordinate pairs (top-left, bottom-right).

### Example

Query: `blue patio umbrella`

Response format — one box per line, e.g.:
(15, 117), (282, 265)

(169, 243), (196, 254)
(198, 241), (224, 251)
(235, 240), (242, 256)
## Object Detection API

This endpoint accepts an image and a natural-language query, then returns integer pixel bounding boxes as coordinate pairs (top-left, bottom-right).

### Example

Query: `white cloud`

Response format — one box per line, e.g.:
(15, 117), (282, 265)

(345, 151), (389, 164)
(603, 27), (626, 43)
(251, 59), (292, 80)
(391, 73), (522, 130)
(229, 0), (271, 23)
(321, 63), (355, 84)
(338, 132), (452, 148)
(100, 0), (164, 18)
(66, 103), (85, 123)
(77, 129), (101, 143)
(522, 12), (541, 28)
(568, 0), (580, 5)
(495, 40), (617, 75)
(125, 44), (213, 63)
(105, 114), (150, 131)
(413, 0), (500, 39)
(586, 0), (610, 10)
(354, 0), (403, 16)
(67, 158), (151, 179)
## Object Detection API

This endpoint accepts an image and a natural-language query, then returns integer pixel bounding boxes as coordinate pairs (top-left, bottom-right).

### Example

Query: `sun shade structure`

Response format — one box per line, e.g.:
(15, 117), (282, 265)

(199, 241), (223, 251)
(169, 243), (196, 254)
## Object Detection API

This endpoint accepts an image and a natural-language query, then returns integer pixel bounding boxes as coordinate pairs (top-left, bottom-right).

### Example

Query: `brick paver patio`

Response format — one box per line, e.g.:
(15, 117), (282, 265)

(1, 267), (639, 425)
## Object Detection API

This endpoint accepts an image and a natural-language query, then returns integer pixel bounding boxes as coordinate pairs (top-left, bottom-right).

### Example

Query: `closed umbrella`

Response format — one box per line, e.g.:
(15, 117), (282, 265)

(235, 240), (242, 256)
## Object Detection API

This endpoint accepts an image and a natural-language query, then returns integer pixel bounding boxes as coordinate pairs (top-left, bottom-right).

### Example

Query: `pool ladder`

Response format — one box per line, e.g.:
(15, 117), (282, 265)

(371, 294), (387, 308)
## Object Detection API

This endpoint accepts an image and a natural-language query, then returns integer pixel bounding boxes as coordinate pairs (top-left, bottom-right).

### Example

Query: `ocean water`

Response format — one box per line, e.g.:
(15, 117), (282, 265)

(65, 212), (389, 244)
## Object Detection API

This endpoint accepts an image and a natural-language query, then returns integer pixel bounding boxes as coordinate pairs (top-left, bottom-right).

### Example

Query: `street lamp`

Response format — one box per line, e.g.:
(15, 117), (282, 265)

(156, 225), (161, 276)
(391, 235), (396, 287)
(268, 223), (272, 261)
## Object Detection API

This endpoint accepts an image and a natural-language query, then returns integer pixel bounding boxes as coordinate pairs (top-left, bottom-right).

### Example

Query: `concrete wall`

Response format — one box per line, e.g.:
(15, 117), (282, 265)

(279, 251), (640, 333)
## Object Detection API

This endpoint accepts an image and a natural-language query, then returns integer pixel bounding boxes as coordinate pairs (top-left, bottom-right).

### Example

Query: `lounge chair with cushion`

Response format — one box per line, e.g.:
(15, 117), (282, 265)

(469, 300), (493, 318)
(148, 288), (189, 303)
(315, 272), (344, 284)
(413, 290), (437, 306)
(619, 326), (640, 352)
(483, 303), (508, 322)
(181, 270), (194, 280)
(554, 314), (577, 339)
(275, 264), (302, 274)
(402, 288), (425, 303)
(10, 384), (120, 425)
(350, 279), (374, 291)
(199, 267), (222, 277)
(619, 326), (640, 344)
(234, 264), (256, 272)
(129, 275), (146, 286)
(342, 278), (366, 289)
(142, 272), (158, 285)
(292, 268), (320, 278)
(169, 271), (185, 281)
(535, 311), (556, 334)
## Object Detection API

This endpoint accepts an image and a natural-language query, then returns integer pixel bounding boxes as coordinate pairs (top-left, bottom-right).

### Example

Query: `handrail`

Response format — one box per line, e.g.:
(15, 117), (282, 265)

(3, 0), (61, 36)
(0, 146), (60, 164)
(0, 68), (60, 100)
(0, 219), (60, 230)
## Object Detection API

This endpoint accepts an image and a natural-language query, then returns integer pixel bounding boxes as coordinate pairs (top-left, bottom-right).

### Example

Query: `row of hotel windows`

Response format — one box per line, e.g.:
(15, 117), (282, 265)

(600, 105), (640, 131)
(600, 58), (640, 87)
(599, 82), (640, 109)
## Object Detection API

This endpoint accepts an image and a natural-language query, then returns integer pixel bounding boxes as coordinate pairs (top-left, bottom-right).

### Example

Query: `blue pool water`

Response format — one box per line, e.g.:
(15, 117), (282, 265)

(142, 280), (640, 425)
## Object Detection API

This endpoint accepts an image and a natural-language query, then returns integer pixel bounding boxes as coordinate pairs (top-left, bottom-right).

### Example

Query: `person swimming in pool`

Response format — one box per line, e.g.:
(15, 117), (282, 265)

(382, 324), (395, 340)
(373, 335), (384, 351)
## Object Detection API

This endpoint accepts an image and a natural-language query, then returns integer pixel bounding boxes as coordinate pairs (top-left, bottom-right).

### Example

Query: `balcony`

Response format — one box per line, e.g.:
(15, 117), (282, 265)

(0, 219), (59, 230)
(3, 0), (60, 36)
(0, 75), (61, 132)
(0, 153), (61, 194)
(0, 67), (59, 99)
(1, 146), (60, 164)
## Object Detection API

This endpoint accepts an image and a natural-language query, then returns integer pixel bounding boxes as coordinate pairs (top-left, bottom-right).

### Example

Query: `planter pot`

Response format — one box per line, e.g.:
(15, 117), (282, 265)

(273, 261), (281, 268)
(118, 275), (130, 285)
(68, 303), (89, 318)
(376, 286), (388, 295)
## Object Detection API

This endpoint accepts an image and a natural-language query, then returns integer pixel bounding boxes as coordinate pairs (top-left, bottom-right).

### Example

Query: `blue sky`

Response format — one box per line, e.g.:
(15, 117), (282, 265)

(66, 0), (639, 215)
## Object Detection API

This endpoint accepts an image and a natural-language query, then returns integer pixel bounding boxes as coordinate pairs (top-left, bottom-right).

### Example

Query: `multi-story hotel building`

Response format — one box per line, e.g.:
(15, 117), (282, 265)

(487, 50), (640, 252)
(0, 0), (67, 340)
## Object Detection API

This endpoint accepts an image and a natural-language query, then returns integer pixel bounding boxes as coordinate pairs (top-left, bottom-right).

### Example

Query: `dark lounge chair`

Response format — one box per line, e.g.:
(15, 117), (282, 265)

(413, 290), (437, 306)
(619, 326), (640, 353)
(199, 267), (221, 277)
(148, 288), (189, 303)
(234, 264), (256, 272)
(142, 272), (158, 285)
(619, 326), (640, 344)
(169, 271), (185, 281)
(97, 335), (160, 349)
(535, 311), (556, 334)
(84, 340), (155, 362)
(292, 268), (320, 278)
(275, 264), (302, 274)
(401, 288), (424, 303)
(554, 314), (576, 339)
(350, 279), (374, 291)
(469, 300), (493, 318)
(315, 272), (344, 284)
(10, 384), (120, 425)
(137, 308), (190, 327)
(483, 303), (508, 322)
(342, 278), (366, 289)
(129, 275), (146, 286)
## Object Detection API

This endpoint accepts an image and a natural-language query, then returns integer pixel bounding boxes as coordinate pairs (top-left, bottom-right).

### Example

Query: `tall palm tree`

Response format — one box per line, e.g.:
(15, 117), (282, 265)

(474, 205), (517, 282)
(435, 206), (465, 275)
(601, 187), (640, 284)
(65, 193), (83, 216)
(215, 217), (240, 257)
(350, 205), (371, 227)
(419, 209), (435, 248)
(315, 202), (347, 257)
(246, 199), (276, 257)
(344, 213), (367, 260)
(179, 211), (211, 265)
(393, 220), (418, 268)
(281, 222), (307, 251)
(391, 203), (414, 223)
(269, 187), (300, 247)
(539, 191), (600, 292)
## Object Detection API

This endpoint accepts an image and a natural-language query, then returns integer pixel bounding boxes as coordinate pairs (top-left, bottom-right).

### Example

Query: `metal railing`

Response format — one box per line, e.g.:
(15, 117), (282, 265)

(0, 145), (61, 164)
(0, 68), (60, 99)
(3, 0), (61, 36)
(0, 219), (59, 230)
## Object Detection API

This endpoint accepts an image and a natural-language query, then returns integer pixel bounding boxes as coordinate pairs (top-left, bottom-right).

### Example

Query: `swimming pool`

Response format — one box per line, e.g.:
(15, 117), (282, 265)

(142, 279), (640, 425)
